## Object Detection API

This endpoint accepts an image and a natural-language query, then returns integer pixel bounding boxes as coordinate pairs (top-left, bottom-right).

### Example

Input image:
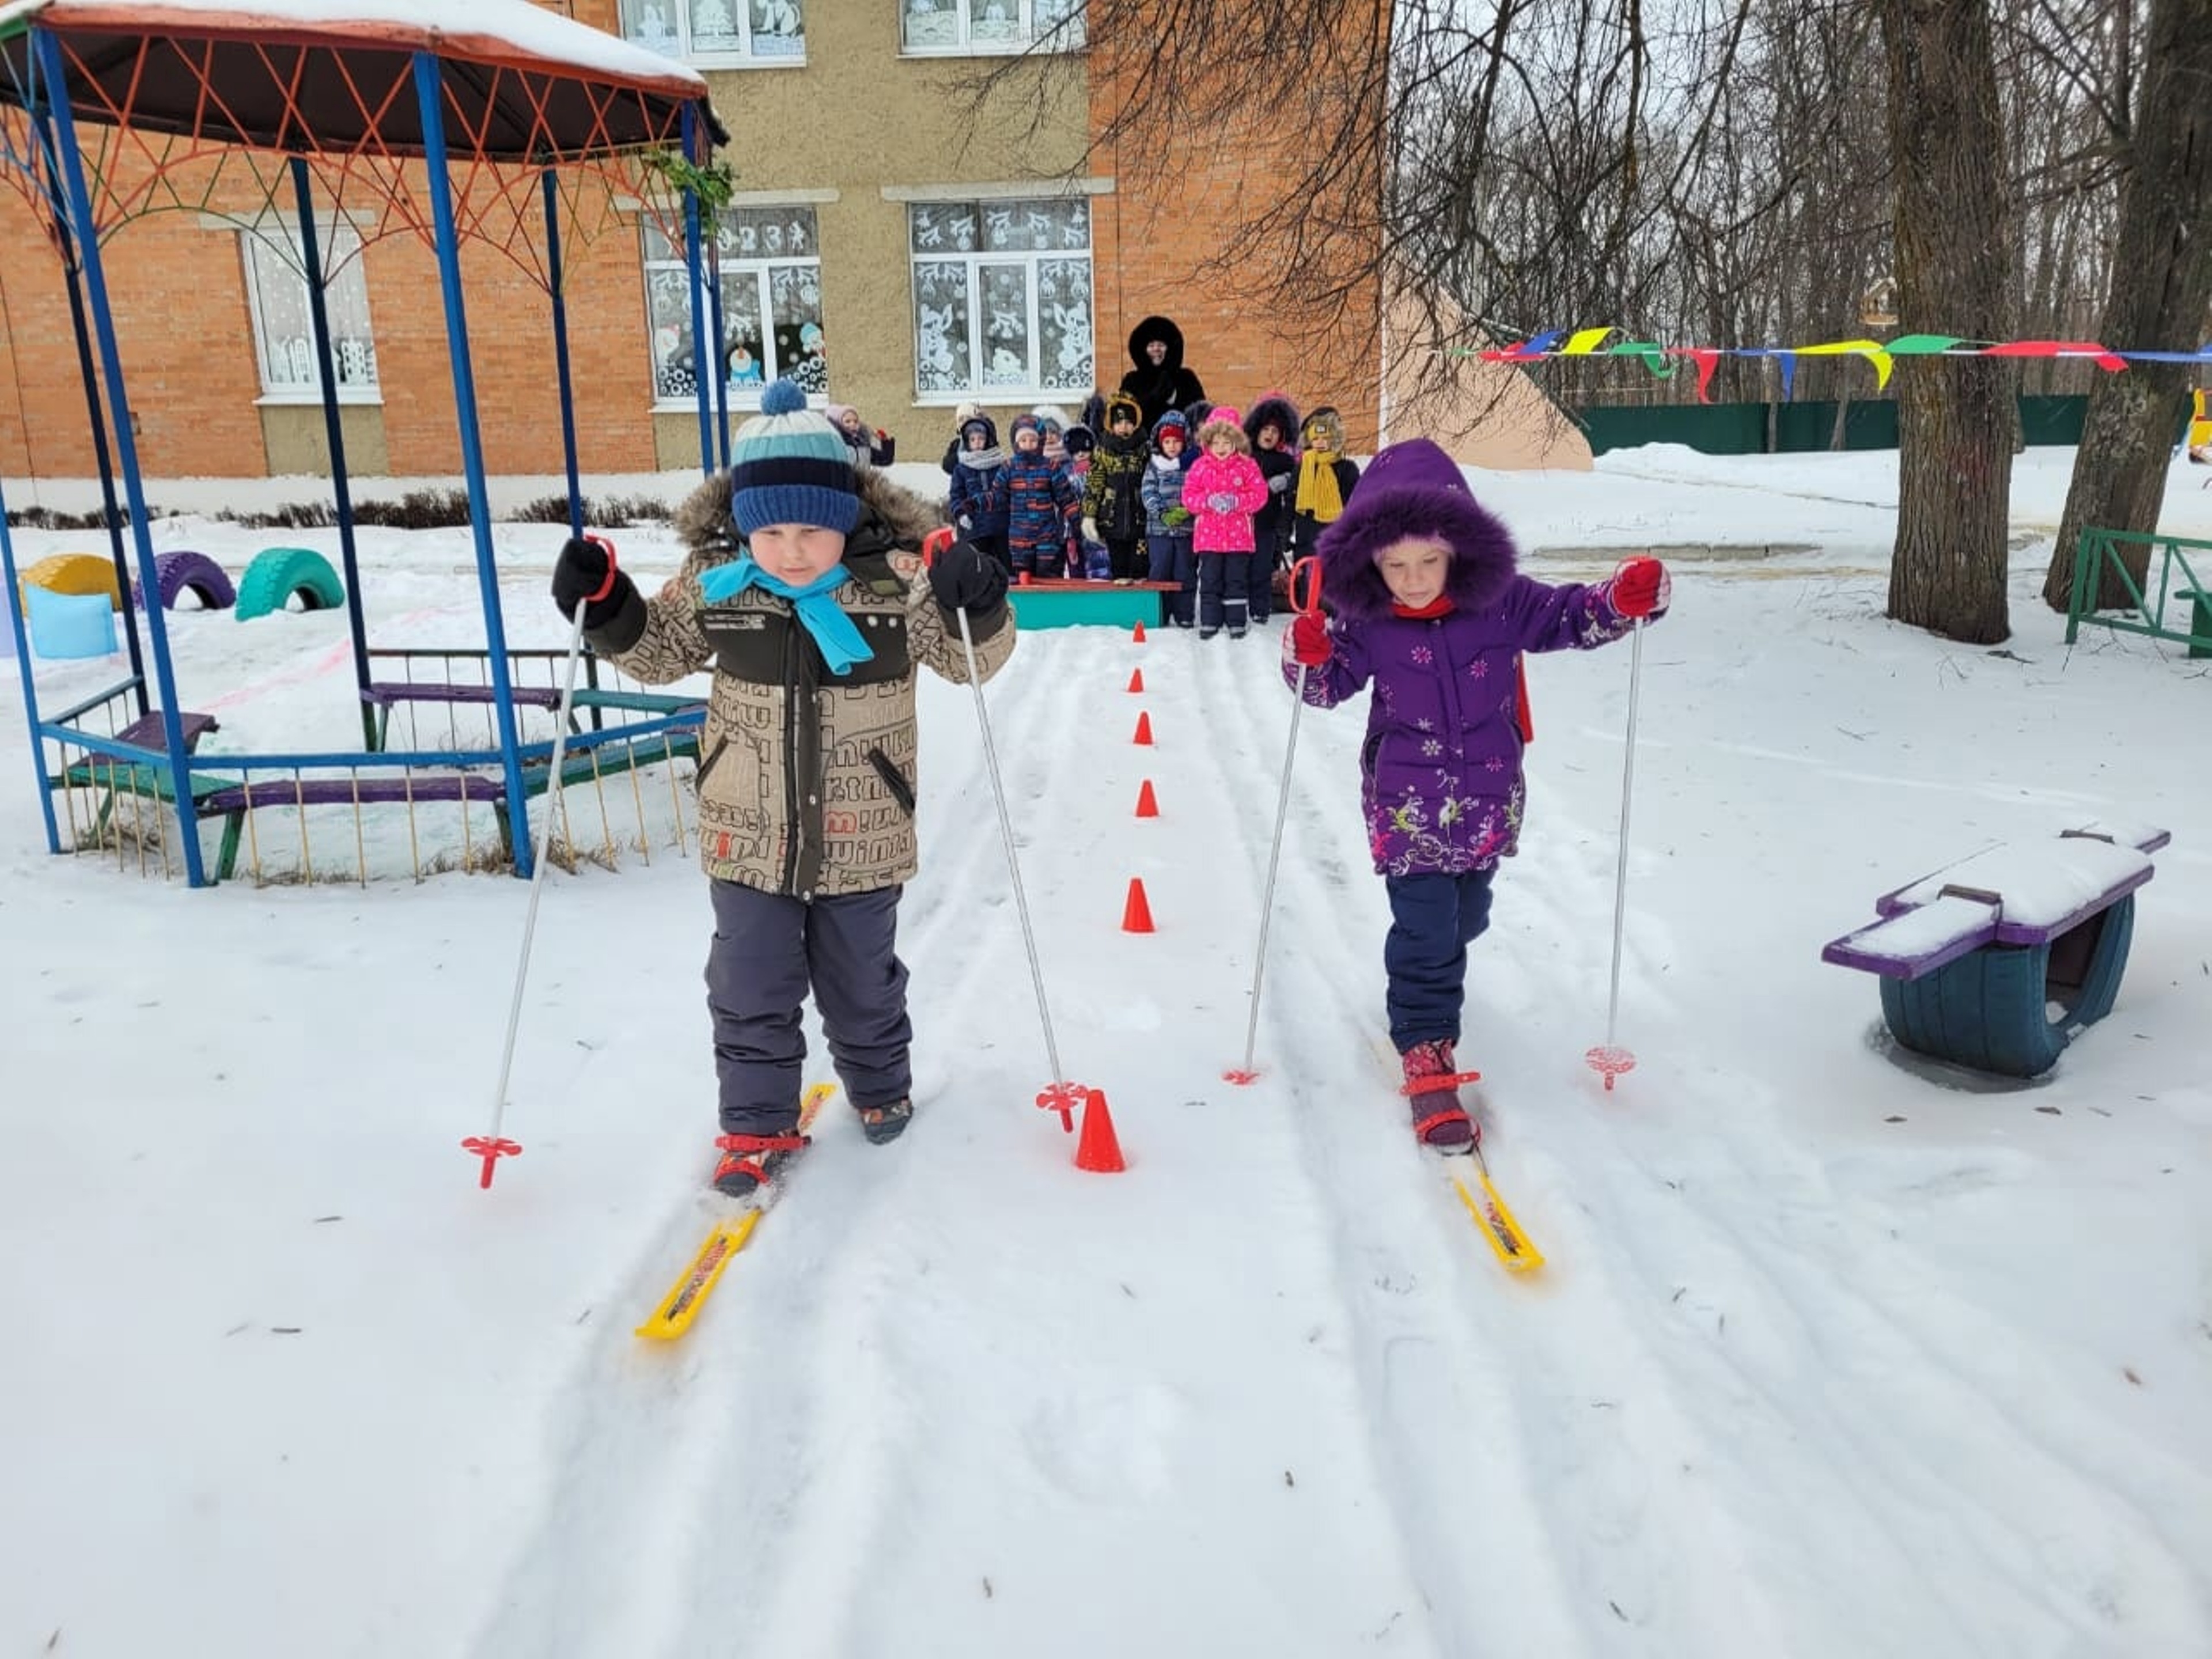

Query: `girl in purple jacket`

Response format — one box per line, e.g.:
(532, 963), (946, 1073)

(1284, 438), (1668, 1152)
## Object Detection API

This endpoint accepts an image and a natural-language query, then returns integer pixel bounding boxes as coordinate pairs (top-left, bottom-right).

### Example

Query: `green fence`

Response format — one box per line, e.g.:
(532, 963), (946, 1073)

(1577, 394), (2103, 456)
(2064, 527), (2212, 659)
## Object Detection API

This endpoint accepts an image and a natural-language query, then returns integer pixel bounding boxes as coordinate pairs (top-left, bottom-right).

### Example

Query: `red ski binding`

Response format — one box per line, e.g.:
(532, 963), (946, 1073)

(1400, 1067), (1483, 1097)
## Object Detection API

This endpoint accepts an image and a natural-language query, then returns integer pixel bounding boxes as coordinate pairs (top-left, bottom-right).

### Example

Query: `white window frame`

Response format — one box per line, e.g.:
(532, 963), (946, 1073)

(645, 207), (825, 412)
(908, 198), (1094, 403)
(238, 221), (381, 406)
(899, 0), (1085, 57)
(619, 0), (806, 70)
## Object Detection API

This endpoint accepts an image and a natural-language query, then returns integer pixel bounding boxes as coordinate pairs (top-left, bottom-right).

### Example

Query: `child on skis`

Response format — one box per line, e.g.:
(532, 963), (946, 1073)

(1084, 392), (1150, 581)
(1181, 408), (1270, 639)
(549, 378), (1016, 1196)
(1140, 410), (1197, 626)
(1282, 437), (1668, 1152)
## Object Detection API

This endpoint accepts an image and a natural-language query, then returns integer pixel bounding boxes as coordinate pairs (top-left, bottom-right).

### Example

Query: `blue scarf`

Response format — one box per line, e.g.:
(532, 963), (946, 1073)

(697, 555), (874, 677)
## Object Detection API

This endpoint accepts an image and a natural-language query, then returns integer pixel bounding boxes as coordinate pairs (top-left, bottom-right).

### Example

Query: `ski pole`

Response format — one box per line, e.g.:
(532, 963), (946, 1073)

(921, 529), (1074, 1105)
(1227, 556), (1322, 1084)
(1585, 612), (1647, 1092)
(465, 533), (613, 1188)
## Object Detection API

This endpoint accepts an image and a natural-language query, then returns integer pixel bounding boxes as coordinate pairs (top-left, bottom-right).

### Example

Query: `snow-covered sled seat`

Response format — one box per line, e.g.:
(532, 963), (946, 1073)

(1821, 821), (2169, 1078)
(1823, 822), (2168, 980)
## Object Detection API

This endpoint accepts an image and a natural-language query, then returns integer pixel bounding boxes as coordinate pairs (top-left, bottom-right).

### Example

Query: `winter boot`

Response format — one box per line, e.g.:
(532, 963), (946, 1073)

(711, 1130), (809, 1198)
(855, 1096), (914, 1147)
(1400, 1039), (1478, 1154)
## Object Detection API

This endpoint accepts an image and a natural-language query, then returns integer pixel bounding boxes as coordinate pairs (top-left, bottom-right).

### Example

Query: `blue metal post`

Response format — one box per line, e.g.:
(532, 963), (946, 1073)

(35, 29), (203, 883)
(412, 51), (534, 874)
(35, 120), (148, 715)
(0, 471), (64, 855)
(288, 157), (376, 748)
(540, 169), (585, 541)
(681, 103), (714, 478)
(707, 240), (730, 471)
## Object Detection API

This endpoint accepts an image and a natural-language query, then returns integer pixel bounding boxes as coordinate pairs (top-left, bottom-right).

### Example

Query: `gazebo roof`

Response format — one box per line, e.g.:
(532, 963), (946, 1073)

(0, 0), (722, 160)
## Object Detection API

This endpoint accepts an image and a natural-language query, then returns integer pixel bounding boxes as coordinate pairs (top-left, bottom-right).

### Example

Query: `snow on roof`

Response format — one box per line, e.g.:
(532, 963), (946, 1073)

(7, 0), (703, 92)
(0, 0), (719, 159)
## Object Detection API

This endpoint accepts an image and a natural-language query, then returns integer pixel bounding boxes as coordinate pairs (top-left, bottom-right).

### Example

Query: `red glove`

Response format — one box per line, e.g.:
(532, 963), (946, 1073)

(1290, 610), (1332, 667)
(1611, 556), (1669, 619)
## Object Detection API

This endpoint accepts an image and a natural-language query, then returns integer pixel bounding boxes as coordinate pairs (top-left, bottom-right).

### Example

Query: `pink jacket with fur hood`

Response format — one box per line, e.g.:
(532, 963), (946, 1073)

(1181, 449), (1269, 554)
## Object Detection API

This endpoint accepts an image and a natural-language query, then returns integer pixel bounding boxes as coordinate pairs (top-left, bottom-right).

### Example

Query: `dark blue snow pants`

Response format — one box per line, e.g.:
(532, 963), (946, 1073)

(1382, 869), (1497, 1052)
(705, 879), (912, 1135)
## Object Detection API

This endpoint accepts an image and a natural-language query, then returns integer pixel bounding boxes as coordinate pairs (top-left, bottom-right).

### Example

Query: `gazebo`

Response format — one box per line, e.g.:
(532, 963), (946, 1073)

(0, 0), (734, 884)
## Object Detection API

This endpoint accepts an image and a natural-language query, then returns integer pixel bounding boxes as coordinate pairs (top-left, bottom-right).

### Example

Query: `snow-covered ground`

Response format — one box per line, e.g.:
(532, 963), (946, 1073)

(3, 445), (2209, 1658)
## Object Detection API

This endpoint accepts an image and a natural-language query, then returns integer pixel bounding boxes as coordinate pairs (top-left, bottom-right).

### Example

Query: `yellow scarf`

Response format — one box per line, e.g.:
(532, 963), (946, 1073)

(1295, 450), (1344, 521)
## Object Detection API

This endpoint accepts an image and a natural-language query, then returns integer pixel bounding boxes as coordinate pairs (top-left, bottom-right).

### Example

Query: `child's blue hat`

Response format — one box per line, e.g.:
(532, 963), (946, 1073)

(729, 378), (859, 537)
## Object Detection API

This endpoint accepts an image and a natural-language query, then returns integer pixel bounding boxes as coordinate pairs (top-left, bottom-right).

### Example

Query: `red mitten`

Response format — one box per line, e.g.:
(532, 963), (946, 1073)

(1290, 611), (1332, 667)
(1610, 555), (1669, 619)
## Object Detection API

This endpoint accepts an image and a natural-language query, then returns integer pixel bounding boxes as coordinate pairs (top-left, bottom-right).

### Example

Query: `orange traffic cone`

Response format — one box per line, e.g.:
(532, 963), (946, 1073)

(1132, 619), (1147, 643)
(1121, 876), (1155, 933)
(1134, 779), (1159, 817)
(1127, 666), (1145, 694)
(1132, 710), (1153, 745)
(1075, 1089), (1127, 1173)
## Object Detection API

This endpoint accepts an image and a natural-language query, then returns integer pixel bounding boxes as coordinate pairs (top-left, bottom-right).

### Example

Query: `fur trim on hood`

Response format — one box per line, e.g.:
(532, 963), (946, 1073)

(1126, 314), (1185, 373)
(1301, 406), (1347, 452)
(1315, 438), (1518, 623)
(672, 464), (945, 566)
(1104, 391), (1145, 430)
(1244, 393), (1301, 449)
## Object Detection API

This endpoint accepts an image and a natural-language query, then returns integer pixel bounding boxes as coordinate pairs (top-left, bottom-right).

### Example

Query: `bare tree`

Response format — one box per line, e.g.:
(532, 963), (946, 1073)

(2040, 0), (2212, 611)
(980, 0), (2173, 641)
(1877, 0), (2017, 642)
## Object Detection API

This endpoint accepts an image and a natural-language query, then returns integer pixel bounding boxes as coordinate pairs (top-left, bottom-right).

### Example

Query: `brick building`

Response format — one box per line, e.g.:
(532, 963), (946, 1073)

(0, 1), (1584, 483)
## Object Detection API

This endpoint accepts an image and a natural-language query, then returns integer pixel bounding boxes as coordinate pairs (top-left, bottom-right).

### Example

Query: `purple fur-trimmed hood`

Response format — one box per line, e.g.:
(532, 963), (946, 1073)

(1315, 438), (1518, 622)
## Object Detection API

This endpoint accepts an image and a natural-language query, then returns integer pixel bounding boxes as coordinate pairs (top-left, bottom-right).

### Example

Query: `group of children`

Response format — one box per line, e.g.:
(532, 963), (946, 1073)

(941, 392), (1363, 641)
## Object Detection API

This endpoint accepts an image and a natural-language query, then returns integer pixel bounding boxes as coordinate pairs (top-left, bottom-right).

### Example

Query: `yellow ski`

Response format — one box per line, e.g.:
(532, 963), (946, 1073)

(1452, 1164), (1545, 1273)
(635, 1082), (836, 1341)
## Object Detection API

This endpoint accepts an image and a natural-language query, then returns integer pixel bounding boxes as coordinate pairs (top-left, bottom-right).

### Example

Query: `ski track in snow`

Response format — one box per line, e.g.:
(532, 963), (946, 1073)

(1176, 628), (2206, 1657)
(465, 619), (2207, 1659)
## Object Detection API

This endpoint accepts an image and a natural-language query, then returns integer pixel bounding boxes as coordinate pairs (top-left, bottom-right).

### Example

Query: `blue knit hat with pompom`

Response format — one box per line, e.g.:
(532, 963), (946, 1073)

(729, 378), (860, 537)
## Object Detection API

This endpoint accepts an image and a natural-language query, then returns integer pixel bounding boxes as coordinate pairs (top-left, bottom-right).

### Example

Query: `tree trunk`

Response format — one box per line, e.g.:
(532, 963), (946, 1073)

(1878, 0), (2016, 645)
(2041, 0), (2212, 613)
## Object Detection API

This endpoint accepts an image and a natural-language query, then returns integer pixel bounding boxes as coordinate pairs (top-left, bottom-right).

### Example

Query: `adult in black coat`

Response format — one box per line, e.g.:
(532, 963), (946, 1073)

(1117, 315), (1207, 433)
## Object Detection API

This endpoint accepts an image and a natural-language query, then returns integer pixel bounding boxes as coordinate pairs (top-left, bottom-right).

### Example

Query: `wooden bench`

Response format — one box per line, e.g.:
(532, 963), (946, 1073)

(360, 680), (566, 751)
(52, 709), (224, 842)
(1821, 821), (2169, 1077)
(1007, 579), (1181, 631)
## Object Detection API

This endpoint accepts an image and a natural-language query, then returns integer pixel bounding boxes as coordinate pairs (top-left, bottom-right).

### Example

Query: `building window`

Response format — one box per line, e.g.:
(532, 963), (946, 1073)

(910, 198), (1093, 399)
(900, 0), (1084, 54)
(645, 207), (824, 403)
(621, 0), (805, 66)
(240, 224), (378, 399)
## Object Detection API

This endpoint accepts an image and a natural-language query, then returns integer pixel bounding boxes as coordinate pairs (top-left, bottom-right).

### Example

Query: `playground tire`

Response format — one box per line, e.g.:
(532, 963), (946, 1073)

(20, 552), (123, 610)
(154, 550), (237, 611)
(234, 547), (345, 621)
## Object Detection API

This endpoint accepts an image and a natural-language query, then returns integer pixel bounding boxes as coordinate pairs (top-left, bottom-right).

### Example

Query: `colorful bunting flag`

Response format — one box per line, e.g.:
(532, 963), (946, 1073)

(1450, 330), (2209, 403)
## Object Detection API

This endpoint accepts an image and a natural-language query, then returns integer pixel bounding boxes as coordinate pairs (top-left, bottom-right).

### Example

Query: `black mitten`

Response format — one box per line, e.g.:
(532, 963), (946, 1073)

(551, 536), (635, 631)
(927, 538), (1009, 614)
